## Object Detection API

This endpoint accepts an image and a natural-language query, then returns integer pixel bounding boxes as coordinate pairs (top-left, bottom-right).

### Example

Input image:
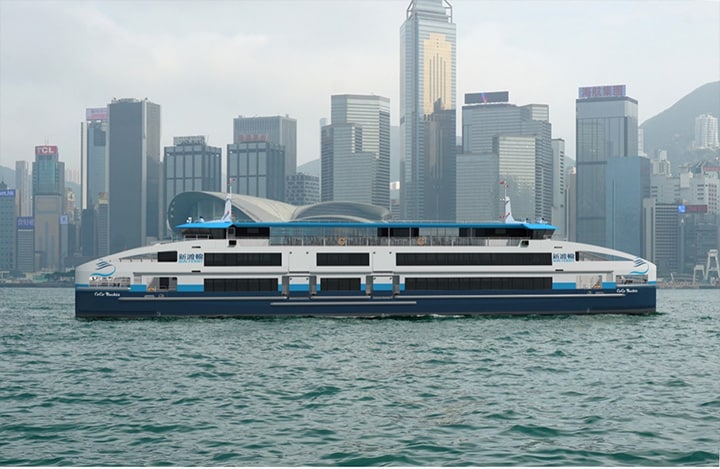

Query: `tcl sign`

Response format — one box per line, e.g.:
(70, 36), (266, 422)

(35, 145), (58, 155)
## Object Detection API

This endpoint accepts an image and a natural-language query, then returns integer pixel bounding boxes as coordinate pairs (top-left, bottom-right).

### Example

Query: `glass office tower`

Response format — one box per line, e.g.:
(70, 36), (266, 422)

(575, 85), (638, 246)
(400, 0), (456, 221)
(321, 94), (390, 207)
(107, 98), (161, 252)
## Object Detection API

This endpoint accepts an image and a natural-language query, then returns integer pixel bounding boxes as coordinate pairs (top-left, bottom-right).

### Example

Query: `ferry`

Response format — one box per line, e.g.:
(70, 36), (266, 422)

(74, 197), (656, 318)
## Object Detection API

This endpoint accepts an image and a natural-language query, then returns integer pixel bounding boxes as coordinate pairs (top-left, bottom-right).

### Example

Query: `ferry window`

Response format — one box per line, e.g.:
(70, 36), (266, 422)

(204, 278), (278, 292)
(317, 253), (370, 266)
(320, 277), (361, 292)
(377, 227), (419, 238)
(210, 229), (227, 240)
(158, 277), (177, 291)
(235, 227), (270, 238)
(576, 251), (633, 262)
(157, 251), (178, 262)
(204, 252), (282, 266)
(396, 252), (551, 266)
(405, 277), (551, 291)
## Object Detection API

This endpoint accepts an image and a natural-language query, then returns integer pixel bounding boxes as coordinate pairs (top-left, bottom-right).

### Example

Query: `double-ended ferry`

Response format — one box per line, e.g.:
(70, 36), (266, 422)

(75, 197), (656, 318)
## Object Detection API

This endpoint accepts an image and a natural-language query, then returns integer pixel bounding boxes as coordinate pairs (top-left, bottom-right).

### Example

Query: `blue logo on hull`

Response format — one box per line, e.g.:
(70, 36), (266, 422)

(91, 259), (116, 277)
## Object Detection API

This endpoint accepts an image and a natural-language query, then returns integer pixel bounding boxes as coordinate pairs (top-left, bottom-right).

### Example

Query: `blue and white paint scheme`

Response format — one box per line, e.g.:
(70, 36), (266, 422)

(75, 205), (657, 319)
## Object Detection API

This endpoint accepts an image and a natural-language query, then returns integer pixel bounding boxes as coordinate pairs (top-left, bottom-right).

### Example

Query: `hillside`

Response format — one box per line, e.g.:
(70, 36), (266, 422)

(641, 81), (720, 164)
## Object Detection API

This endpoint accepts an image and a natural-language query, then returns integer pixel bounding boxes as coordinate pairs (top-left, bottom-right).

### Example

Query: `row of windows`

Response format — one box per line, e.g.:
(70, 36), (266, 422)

(204, 253), (282, 267)
(317, 253), (370, 266)
(405, 277), (552, 291)
(396, 252), (552, 266)
(161, 250), (553, 266)
(199, 276), (551, 293)
(320, 277), (361, 292)
(204, 278), (278, 292)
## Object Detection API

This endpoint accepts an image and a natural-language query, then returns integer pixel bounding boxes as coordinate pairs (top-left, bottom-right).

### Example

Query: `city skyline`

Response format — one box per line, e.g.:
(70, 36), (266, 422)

(1, 0), (719, 175)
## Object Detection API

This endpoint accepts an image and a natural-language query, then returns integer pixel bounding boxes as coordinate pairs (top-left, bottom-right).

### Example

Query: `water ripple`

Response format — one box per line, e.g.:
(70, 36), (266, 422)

(0, 288), (718, 465)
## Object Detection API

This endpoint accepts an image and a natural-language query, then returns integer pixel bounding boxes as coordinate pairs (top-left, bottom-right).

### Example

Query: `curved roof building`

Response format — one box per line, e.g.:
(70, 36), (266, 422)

(167, 192), (390, 233)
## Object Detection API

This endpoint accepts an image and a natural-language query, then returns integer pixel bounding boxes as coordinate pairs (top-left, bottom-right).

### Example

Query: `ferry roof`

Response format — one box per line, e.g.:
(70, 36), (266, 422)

(177, 220), (557, 231)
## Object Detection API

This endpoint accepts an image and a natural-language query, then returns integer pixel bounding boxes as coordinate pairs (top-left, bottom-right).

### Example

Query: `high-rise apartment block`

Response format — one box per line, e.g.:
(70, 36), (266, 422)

(575, 84), (638, 246)
(107, 98), (161, 252)
(233, 115), (297, 180)
(400, 0), (456, 221)
(321, 94), (390, 207)
(227, 139), (286, 202)
(694, 113), (719, 149)
(32, 145), (65, 271)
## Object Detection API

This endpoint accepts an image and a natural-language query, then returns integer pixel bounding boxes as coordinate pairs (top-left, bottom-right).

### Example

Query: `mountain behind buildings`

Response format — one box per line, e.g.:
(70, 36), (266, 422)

(640, 81), (720, 167)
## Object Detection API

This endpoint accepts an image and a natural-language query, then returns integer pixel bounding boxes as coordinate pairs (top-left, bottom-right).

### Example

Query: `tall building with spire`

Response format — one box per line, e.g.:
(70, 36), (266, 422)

(400, 0), (456, 221)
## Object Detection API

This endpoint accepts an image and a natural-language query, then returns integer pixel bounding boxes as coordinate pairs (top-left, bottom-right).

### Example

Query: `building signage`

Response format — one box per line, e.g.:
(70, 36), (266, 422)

(35, 145), (58, 156)
(678, 204), (708, 213)
(578, 85), (626, 99)
(465, 91), (510, 105)
(17, 216), (34, 229)
(173, 136), (206, 146)
(86, 107), (108, 121)
(0, 189), (16, 197)
(60, 214), (69, 225)
(236, 133), (269, 143)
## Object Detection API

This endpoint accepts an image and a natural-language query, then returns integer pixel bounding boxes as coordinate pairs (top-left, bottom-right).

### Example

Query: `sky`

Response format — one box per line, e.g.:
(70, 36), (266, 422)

(1, 0), (719, 177)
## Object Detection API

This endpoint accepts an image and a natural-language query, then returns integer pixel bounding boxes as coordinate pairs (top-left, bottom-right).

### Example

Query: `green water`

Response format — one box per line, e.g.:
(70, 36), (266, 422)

(0, 288), (718, 466)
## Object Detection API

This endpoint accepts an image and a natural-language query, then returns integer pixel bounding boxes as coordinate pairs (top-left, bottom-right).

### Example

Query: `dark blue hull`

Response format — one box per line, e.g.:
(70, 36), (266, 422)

(75, 287), (656, 319)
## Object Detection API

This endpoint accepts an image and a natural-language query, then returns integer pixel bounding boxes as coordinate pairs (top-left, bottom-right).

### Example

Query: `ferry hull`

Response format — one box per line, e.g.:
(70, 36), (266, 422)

(75, 287), (656, 319)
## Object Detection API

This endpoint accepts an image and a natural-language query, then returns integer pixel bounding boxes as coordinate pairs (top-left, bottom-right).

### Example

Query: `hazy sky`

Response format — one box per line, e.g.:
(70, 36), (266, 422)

(1, 0), (719, 175)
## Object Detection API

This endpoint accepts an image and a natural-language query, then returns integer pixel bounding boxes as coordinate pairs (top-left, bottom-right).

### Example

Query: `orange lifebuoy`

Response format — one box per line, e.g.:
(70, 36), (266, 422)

(338, 237), (346, 246)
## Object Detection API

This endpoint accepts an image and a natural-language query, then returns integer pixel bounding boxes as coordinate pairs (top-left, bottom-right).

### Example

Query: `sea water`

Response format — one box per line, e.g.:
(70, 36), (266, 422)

(0, 287), (718, 466)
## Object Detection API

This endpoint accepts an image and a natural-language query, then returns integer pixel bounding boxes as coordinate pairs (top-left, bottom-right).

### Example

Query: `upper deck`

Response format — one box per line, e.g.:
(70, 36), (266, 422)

(177, 221), (557, 247)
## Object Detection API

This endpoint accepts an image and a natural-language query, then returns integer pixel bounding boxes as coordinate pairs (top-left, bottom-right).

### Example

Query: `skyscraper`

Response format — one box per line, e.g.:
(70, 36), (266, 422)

(0, 183), (16, 272)
(575, 84), (638, 247)
(107, 98), (161, 252)
(227, 139), (286, 202)
(233, 115), (297, 179)
(286, 173), (320, 206)
(14, 161), (31, 217)
(164, 136), (221, 233)
(605, 156), (651, 257)
(321, 94), (390, 207)
(552, 138), (567, 238)
(400, 0), (456, 221)
(32, 145), (65, 271)
(81, 107), (108, 210)
(459, 92), (553, 222)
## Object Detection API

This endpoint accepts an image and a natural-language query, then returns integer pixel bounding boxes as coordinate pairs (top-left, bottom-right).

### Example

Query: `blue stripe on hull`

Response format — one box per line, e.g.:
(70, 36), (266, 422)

(75, 287), (656, 319)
